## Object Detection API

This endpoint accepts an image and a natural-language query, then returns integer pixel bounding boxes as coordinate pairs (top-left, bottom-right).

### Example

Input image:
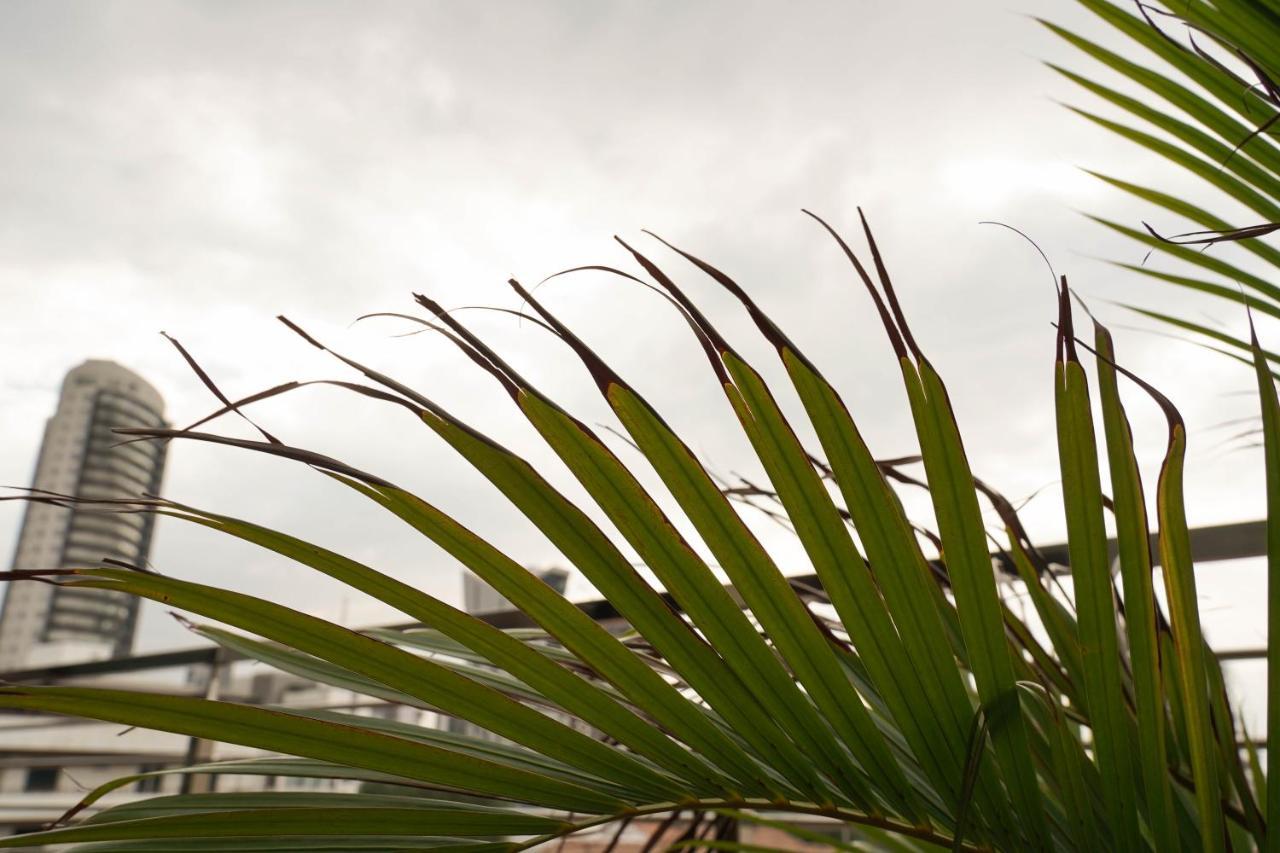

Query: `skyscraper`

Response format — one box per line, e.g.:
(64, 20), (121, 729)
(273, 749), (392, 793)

(0, 360), (167, 671)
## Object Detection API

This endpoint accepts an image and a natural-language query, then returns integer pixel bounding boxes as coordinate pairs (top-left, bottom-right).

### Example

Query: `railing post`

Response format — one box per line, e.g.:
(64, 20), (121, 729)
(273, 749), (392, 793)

(179, 648), (223, 794)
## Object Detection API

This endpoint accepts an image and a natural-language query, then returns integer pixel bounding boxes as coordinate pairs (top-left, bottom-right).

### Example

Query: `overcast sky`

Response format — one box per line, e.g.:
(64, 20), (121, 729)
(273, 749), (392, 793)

(0, 0), (1271, 721)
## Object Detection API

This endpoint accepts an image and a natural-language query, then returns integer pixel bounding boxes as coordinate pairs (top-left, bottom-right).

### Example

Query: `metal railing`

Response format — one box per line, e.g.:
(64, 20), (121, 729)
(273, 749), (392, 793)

(0, 518), (1266, 687)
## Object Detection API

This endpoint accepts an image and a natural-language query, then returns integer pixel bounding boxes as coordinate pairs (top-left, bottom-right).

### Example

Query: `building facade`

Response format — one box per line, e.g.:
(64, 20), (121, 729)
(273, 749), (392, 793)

(0, 360), (167, 671)
(0, 656), (375, 840)
(462, 566), (568, 615)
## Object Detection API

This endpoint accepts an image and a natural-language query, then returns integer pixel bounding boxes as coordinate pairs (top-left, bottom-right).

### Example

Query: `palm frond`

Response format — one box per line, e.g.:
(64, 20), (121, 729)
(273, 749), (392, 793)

(0, 218), (1270, 850)
(1051, 0), (1280, 359)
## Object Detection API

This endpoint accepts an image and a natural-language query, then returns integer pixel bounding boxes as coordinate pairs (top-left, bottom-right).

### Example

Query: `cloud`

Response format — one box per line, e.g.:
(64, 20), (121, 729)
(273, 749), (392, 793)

(0, 0), (1269, 664)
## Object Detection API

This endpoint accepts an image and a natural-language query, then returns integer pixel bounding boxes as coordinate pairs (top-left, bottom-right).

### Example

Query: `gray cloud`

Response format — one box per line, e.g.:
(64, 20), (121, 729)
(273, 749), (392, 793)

(0, 0), (1268, 676)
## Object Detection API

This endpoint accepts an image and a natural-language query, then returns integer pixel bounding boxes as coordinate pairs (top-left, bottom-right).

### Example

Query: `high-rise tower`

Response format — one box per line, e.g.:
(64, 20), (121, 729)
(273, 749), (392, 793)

(0, 360), (167, 671)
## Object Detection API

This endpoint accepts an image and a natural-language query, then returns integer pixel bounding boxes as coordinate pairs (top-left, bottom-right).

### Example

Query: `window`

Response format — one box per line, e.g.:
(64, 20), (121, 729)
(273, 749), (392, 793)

(24, 767), (58, 792)
(136, 764), (165, 792)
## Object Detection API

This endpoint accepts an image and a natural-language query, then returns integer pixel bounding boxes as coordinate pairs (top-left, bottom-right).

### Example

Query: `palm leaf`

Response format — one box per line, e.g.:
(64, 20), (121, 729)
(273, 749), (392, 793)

(0, 216), (1264, 849)
(1051, 0), (1280, 360)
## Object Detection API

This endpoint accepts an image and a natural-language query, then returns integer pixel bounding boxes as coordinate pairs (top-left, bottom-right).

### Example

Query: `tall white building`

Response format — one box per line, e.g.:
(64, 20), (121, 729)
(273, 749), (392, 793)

(0, 360), (167, 672)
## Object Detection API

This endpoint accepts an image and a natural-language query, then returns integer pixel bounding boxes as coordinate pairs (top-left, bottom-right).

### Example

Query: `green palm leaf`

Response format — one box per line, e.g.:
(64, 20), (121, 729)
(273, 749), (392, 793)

(1051, 0), (1280, 360)
(0, 214), (1268, 849)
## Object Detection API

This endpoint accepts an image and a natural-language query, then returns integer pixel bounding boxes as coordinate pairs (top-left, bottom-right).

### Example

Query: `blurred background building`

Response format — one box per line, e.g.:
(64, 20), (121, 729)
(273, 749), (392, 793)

(0, 360), (167, 671)
(0, 565), (580, 841)
(462, 567), (568, 615)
